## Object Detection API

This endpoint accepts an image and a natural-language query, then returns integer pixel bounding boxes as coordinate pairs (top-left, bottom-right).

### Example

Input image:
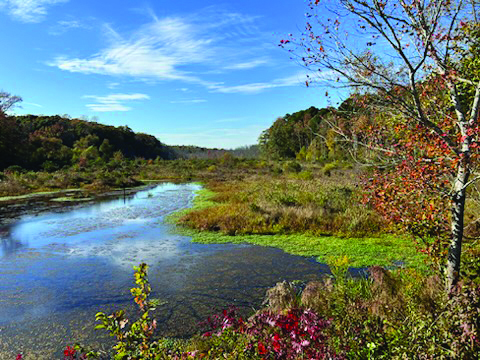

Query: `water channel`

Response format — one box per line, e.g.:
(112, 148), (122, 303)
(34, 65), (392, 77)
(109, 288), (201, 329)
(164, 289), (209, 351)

(0, 183), (330, 359)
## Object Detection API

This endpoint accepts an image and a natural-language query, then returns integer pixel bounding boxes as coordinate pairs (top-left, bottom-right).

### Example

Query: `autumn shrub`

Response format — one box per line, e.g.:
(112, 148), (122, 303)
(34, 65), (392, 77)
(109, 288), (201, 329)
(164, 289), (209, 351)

(195, 306), (344, 359)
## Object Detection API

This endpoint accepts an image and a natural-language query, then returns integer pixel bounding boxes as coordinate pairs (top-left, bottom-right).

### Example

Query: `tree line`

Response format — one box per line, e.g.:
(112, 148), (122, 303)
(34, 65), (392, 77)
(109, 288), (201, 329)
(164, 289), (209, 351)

(0, 112), (176, 172)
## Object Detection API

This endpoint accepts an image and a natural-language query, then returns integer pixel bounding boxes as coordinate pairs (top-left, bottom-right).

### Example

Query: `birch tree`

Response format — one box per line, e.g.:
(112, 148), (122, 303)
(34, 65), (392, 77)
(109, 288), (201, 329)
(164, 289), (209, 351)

(282, 0), (480, 290)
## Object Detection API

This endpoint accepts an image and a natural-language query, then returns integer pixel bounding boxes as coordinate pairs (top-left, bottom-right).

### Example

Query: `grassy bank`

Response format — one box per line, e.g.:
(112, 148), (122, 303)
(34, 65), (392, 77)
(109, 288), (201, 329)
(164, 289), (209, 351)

(168, 180), (428, 269)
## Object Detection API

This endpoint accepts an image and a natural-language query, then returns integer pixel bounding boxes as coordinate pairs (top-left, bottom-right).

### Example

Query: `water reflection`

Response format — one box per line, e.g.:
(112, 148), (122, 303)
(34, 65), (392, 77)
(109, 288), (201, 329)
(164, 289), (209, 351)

(0, 235), (23, 256)
(0, 183), (202, 260)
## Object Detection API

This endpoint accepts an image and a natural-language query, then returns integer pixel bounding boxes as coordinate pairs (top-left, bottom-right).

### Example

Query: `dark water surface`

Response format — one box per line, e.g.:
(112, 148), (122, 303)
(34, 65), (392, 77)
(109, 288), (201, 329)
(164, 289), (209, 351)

(0, 183), (329, 359)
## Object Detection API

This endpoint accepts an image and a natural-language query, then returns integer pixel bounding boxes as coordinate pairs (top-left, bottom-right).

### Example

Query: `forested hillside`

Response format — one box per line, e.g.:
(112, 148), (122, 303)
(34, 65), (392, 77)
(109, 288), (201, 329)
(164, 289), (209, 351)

(259, 99), (371, 162)
(0, 114), (176, 171)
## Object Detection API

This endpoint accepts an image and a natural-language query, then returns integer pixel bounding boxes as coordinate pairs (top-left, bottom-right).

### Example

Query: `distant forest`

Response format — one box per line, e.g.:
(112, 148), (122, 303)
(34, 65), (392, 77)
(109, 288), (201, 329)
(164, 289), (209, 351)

(0, 114), (178, 171)
(172, 144), (259, 159)
(259, 97), (368, 163)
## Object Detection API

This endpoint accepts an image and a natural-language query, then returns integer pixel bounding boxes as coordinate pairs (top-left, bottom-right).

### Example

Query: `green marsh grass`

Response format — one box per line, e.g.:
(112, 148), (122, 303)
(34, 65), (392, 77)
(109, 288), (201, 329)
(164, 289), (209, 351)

(168, 182), (428, 269)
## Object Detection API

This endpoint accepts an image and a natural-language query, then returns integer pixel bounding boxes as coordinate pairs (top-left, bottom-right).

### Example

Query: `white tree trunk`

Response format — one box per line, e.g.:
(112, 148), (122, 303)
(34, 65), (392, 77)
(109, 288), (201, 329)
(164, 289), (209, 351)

(446, 162), (468, 290)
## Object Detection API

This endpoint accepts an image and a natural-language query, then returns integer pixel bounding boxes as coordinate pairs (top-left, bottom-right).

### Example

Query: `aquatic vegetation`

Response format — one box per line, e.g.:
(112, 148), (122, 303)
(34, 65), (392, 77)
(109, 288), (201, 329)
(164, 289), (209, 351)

(169, 182), (426, 268)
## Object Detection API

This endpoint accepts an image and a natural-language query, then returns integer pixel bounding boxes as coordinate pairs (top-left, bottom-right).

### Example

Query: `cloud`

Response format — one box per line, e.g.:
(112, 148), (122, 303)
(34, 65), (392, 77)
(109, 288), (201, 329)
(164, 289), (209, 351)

(107, 82), (121, 90)
(50, 14), (238, 85)
(0, 0), (68, 23)
(223, 58), (269, 70)
(49, 19), (90, 35)
(84, 93), (150, 112)
(24, 102), (43, 108)
(49, 9), (292, 92)
(169, 99), (207, 104)
(210, 73), (307, 94)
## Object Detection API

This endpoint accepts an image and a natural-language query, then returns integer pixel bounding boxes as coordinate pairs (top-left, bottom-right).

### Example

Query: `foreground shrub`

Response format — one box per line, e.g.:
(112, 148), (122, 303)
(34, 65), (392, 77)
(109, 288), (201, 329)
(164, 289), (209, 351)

(197, 306), (344, 359)
(93, 263), (164, 359)
(245, 309), (343, 359)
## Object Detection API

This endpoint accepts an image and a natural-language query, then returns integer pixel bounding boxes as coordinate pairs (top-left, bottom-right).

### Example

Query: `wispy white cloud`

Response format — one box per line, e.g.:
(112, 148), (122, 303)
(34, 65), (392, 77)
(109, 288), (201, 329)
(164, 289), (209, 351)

(24, 102), (43, 108)
(50, 14), (234, 85)
(169, 99), (207, 104)
(49, 9), (302, 94)
(211, 73), (307, 94)
(0, 0), (68, 23)
(84, 93), (150, 112)
(107, 82), (120, 89)
(223, 58), (269, 70)
(49, 19), (90, 35)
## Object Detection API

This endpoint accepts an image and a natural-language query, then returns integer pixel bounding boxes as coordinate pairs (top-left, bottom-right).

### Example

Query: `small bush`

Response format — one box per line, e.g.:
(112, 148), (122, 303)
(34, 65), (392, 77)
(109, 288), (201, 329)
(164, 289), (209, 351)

(263, 281), (299, 311)
(322, 161), (340, 176)
(295, 170), (314, 180)
(4, 165), (25, 174)
(283, 161), (302, 173)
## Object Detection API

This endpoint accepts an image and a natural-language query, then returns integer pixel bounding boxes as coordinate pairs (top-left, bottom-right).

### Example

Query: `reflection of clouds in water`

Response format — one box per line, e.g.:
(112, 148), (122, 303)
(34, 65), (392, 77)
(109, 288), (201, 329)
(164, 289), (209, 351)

(68, 232), (191, 269)
(2, 183), (201, 260)
(37, 188), (196, 238)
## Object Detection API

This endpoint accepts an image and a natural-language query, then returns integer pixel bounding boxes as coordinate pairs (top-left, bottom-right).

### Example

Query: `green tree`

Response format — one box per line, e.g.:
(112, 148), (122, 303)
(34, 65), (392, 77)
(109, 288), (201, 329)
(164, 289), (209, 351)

(99, 138), (114, 161)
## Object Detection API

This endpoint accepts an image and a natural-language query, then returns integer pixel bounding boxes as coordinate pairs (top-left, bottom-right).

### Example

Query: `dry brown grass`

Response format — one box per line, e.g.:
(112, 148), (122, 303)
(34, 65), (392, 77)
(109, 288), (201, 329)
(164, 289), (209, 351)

(180, 170), (386, 237)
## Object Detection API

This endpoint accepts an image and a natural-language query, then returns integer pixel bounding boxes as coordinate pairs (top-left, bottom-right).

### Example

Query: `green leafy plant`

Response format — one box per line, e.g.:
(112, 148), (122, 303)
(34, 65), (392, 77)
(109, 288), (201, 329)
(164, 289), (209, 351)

(94, 263), (165, 359)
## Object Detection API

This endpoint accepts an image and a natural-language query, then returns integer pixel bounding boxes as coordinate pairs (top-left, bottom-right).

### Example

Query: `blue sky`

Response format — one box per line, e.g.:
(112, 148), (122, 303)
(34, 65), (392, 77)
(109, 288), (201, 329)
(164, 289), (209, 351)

(0, 0), (334, 148)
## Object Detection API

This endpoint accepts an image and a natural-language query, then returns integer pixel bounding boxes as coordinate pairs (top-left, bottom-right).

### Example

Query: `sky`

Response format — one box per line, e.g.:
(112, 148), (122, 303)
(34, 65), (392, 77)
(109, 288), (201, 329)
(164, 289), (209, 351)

(0, 0), (336, 149)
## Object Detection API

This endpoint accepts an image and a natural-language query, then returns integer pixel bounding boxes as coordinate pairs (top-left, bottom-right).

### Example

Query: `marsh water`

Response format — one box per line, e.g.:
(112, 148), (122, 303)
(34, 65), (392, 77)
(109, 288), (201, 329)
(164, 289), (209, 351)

(0, 183), (330, 359)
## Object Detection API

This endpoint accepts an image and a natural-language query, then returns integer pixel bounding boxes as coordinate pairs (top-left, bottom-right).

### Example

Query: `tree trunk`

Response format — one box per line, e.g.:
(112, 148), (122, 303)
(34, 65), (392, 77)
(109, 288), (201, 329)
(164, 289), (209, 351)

(446, 161), (469, 291)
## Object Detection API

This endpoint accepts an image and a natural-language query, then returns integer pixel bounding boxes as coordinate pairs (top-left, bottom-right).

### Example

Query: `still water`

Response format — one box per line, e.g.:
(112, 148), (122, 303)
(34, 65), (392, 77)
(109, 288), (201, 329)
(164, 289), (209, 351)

(0, 183), (329, 359)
